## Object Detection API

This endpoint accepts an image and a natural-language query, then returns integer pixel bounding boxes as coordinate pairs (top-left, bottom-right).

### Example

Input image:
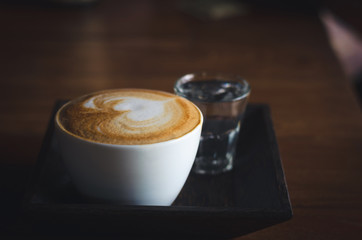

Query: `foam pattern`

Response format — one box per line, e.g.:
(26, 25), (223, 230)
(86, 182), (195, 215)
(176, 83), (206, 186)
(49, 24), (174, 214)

(58, 89), (201, 145)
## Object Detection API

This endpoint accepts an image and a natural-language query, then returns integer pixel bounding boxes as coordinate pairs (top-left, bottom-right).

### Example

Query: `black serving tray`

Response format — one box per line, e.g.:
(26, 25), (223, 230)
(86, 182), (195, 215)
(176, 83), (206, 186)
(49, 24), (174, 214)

(23, 101), (292, 239)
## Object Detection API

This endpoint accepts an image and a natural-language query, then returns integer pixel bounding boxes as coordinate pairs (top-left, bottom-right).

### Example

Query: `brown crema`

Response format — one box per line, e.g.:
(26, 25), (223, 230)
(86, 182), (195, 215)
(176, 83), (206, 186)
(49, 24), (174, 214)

(56, 89), (201, 145)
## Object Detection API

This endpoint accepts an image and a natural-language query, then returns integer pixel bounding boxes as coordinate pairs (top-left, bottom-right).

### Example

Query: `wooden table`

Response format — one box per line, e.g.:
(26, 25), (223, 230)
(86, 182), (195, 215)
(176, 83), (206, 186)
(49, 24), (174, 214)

(1, 0), (361, 239)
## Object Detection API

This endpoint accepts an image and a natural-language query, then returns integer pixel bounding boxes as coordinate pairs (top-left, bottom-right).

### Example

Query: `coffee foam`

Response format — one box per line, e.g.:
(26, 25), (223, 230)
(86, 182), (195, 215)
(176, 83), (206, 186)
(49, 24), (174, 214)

(57, 89), (201, 145)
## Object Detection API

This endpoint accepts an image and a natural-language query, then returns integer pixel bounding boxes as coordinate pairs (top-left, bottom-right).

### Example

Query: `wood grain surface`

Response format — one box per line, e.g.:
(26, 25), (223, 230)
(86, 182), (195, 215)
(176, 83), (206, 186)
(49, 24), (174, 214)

(0, 0), (361, 239)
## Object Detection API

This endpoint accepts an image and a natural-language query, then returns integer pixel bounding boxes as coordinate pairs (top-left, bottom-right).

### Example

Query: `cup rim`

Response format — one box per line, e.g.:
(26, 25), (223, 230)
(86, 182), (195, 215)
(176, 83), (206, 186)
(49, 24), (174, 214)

(174, 72), (251, 103)
(55, 88), (203, 148)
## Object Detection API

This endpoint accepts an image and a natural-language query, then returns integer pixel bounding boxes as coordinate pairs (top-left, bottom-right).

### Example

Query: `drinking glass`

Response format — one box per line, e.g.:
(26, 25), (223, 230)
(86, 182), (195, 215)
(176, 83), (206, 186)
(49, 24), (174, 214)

(174, 72), (251, 174)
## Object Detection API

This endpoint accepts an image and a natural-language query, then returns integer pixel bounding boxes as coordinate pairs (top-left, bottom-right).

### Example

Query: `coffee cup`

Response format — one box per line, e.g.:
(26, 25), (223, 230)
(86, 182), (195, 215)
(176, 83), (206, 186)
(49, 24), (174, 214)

(55, 89), (203, 206)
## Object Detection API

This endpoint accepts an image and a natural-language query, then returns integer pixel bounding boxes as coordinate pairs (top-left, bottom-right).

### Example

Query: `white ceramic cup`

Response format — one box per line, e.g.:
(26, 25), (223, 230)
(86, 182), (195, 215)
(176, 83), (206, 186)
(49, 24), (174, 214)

(55, 99), (203, 206)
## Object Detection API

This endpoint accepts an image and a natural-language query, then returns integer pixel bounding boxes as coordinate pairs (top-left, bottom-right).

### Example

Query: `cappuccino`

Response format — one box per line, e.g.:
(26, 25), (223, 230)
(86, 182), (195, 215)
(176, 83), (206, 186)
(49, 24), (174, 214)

(56, 89), (201, 145)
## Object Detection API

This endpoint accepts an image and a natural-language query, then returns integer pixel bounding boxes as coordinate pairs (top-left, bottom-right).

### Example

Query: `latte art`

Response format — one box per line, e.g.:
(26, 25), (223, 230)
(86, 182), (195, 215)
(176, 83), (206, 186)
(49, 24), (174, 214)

(57, 89), (201, 145)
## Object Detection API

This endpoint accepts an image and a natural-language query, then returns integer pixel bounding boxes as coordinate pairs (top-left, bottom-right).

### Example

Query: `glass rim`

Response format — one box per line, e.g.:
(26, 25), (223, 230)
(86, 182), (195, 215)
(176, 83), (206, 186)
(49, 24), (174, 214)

(174, 72), (251, 103)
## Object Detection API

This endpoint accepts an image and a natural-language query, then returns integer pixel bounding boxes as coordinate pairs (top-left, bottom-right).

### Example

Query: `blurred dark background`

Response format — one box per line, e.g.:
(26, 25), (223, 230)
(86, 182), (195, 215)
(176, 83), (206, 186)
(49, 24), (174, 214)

(0, 0), (361, 102)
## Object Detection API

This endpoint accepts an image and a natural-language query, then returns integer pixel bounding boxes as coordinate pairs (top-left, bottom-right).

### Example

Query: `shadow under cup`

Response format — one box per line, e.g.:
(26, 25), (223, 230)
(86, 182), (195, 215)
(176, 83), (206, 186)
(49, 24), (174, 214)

(174, 73), (251, 175)
(54, 97), (203, 206)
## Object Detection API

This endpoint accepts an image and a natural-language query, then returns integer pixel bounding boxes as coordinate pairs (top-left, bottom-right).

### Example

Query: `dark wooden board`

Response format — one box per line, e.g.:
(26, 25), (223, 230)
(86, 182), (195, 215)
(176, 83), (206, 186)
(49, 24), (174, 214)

(22, 101), (292, 239)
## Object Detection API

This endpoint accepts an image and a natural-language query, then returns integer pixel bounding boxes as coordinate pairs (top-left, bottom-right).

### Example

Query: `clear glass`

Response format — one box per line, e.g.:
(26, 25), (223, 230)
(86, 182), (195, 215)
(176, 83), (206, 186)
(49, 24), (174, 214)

(174, 72), (251, 175)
